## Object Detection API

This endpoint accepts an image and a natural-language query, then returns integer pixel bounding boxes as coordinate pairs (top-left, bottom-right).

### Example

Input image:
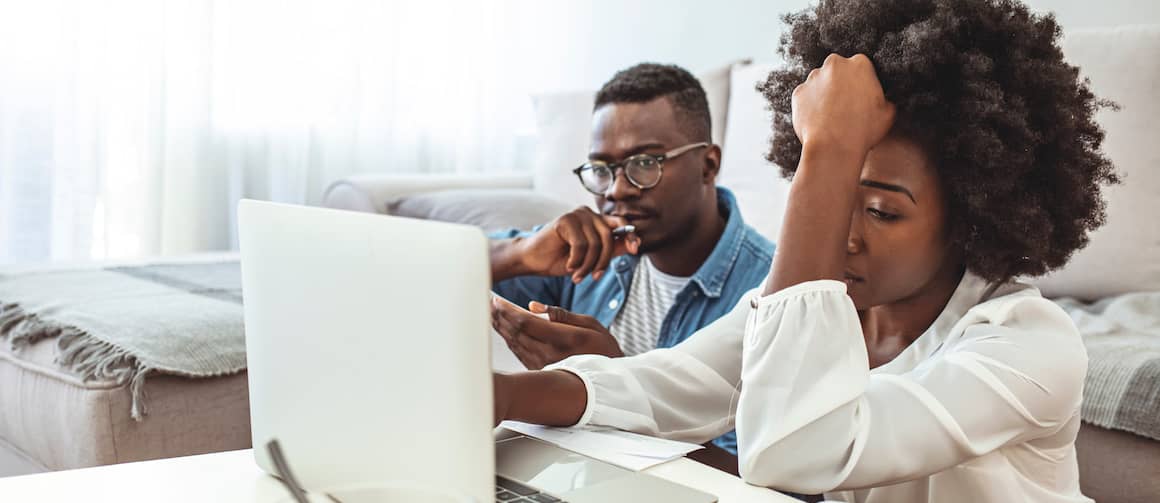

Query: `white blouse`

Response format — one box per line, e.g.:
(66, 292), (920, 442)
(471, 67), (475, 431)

(546, 273), (1091, 502)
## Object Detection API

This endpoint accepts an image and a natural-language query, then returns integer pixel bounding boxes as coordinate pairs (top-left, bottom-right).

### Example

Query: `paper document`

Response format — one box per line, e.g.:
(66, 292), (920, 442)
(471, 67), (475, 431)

(501, 421), (704, 471)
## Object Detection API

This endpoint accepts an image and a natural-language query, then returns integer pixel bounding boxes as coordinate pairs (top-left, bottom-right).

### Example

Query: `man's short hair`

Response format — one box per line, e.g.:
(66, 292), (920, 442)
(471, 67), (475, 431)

(594, 63), (712, 143)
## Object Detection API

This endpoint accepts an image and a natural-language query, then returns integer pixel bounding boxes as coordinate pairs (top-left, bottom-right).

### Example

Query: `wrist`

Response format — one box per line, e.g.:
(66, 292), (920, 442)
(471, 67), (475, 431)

(490, 238), (532, 281)
(494, 373), (514, 422)
(798, 140), (869, 178)
(510, 237), (535, 276)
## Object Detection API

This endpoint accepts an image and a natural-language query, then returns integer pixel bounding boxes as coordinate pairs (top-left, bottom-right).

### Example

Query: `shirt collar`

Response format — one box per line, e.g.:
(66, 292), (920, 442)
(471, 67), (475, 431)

(881, 270), (1027, 371)
(612, 187), (749, 299)
(689, 187), (748, 298)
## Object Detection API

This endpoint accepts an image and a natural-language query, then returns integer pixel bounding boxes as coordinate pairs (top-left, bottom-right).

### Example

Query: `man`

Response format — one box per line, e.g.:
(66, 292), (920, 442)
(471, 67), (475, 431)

(488, 63), (774, 458)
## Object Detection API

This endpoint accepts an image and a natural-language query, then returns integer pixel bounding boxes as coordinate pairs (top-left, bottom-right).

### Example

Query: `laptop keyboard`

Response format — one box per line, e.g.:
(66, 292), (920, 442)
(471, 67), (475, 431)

(496, 475), (566, 502)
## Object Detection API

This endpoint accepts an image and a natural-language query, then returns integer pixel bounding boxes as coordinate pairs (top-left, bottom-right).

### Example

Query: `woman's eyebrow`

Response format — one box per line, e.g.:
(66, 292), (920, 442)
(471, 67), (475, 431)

(861, 179), (917, 204)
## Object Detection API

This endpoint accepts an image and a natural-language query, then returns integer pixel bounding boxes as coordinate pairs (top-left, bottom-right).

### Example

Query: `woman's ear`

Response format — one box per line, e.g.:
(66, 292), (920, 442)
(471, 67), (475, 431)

(702, 144), (722, 185)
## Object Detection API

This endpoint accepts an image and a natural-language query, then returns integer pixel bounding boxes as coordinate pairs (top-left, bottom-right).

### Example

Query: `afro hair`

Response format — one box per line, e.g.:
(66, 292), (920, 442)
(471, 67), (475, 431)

(760, 0), (1119, 282)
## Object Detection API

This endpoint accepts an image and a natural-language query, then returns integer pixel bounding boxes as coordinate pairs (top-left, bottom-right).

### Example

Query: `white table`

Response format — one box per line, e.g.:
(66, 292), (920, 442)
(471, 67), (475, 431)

(0, 447), (798, 502)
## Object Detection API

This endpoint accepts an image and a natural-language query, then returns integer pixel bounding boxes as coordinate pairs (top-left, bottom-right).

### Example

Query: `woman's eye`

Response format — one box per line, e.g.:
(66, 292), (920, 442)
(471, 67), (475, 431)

(868, 208), (899, 221)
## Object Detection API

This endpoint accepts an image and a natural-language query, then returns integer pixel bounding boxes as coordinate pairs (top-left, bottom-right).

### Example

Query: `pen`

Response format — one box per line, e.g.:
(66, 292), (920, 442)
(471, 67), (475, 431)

(611, 225), (636, 238)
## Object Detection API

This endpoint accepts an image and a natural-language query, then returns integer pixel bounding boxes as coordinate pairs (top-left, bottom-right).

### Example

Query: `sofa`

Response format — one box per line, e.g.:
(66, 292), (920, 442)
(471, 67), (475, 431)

(0, 255), (251, 477)
(324, 26), (1160, 503)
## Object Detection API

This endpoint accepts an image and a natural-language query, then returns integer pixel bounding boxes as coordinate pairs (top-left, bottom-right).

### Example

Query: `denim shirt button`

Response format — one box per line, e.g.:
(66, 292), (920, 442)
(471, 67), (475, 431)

(608, 298), (619, 310)
(614, 260), (628, 272)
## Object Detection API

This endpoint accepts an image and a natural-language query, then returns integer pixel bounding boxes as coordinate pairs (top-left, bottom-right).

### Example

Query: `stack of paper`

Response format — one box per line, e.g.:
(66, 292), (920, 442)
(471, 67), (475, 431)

(501, 421), (704, 471)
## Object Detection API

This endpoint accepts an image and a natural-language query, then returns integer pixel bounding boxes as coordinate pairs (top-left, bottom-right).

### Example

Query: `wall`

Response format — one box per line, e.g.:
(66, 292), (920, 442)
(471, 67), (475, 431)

(504, 0), (1160, 93)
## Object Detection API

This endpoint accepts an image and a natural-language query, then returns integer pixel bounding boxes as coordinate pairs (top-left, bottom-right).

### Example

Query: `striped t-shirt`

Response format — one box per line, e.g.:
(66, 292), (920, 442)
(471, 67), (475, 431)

(608, 256), (690, 356)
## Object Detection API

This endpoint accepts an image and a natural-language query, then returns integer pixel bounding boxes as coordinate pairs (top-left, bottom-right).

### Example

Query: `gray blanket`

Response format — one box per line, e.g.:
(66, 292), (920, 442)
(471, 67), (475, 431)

(1056, 293), (1160, 441)
(0, 258), (245, 420)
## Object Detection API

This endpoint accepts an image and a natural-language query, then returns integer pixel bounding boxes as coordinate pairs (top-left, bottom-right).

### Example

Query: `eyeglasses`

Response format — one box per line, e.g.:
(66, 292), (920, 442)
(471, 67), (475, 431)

(572, 142), (709, 195)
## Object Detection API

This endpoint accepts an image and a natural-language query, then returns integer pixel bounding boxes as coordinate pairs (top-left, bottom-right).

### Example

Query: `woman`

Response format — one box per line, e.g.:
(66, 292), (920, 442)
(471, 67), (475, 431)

(491, 0), (1117, 501)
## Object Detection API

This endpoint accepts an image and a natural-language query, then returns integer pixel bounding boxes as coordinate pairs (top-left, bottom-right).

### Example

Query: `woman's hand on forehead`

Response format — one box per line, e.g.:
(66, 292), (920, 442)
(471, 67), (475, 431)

(791, 53), (896, 161)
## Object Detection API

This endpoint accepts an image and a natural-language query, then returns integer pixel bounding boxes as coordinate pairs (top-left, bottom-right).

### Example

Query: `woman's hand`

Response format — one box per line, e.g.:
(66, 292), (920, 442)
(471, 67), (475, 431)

(791, 53), (896, 160)
(764, 54), (897, 295)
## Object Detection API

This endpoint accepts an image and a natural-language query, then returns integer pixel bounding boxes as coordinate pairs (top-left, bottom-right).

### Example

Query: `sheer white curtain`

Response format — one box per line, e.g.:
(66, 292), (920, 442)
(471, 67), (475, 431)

(0, 0), (532, 264)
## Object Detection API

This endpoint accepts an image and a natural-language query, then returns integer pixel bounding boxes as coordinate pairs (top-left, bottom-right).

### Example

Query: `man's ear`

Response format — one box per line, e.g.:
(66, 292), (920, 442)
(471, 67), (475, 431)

(702, 144), (722, 185)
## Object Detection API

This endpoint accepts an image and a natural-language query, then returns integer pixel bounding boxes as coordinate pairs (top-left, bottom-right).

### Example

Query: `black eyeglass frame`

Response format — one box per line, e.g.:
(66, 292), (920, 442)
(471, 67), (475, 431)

(571, 142), (710, 195)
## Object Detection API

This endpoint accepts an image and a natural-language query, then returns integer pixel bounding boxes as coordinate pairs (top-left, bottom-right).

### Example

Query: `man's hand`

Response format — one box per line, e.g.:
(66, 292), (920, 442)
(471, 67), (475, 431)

(491, 297), (623, 370)
(791, 53), (896, 159)
(512, 207), (641, 284)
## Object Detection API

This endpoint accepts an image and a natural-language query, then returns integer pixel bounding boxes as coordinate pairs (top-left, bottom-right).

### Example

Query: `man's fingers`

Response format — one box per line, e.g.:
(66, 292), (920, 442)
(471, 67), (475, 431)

(600, 214), (629, 230)
(493, 301), (550, 369)
(543, 305), (571, 324)
(530, 301), (576, 325)
(494, 300), (560, 345)
(536, 303), (606, 332)
(591, 218), (615, 281)
(612, 233), (640, 257)
(503, 330), (538, 369)
(599, 214), (640, 255)
(558, 221), (588, 274)
(573, 220), (601, 283)
(509, 335), (554, 370)
(491, 303), (520, 341)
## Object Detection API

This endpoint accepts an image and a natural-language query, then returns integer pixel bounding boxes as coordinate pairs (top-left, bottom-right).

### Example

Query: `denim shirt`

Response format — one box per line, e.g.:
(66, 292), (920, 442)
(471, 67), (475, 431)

(491, 187), (775, 454)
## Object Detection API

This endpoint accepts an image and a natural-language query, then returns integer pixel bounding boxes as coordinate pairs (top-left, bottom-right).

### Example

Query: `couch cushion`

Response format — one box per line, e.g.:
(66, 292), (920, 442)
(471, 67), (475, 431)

(1028, 26), (1160, 300)
(716, 62), (789, 243)
(387, 188), (573, 232)
(528, 90), (597, 210)
(529, 61), (742, 210)
(1076, 422), (1160, 503)
(0, 336), (250, 472)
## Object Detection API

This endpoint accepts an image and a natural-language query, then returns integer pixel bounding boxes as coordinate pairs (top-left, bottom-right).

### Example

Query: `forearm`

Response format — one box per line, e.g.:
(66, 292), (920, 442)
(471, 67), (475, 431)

(499, 370), (587, 426)
(489, 239), (530, 283)
(765, 143), (866, 295)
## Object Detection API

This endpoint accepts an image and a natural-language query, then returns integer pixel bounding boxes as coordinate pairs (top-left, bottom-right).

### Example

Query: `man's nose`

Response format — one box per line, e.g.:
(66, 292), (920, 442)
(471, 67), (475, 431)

(604, 167), (641, 201)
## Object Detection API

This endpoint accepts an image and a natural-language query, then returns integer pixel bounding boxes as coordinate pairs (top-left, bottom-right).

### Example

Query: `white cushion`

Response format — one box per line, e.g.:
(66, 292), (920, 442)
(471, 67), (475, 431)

(529, 61), (742, 210)
(1030, 26), (1160, 300)
(387, 189), (573, 232)
(700, 60), (737, 149)
(529, 90), (597, 209)
(716, 62), (790, 244)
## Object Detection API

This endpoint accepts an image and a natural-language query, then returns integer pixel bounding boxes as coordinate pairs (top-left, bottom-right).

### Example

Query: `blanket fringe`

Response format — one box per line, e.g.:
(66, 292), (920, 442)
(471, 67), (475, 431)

(1, 302), (151, 421)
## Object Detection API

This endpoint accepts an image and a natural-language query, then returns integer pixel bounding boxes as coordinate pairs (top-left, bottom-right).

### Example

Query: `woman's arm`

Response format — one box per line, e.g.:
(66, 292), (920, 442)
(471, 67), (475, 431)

(493, 370), (588, 426)
(494, 289), (754, 442)
(764, 53), (895, 295)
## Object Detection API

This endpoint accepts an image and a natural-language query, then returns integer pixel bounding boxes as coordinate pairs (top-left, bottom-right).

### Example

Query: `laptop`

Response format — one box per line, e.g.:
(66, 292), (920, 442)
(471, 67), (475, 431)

(238, 200), (716, 503)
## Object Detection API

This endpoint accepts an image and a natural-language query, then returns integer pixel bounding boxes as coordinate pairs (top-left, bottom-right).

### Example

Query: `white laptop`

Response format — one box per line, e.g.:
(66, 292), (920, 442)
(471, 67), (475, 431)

(238, 200), (716, 503)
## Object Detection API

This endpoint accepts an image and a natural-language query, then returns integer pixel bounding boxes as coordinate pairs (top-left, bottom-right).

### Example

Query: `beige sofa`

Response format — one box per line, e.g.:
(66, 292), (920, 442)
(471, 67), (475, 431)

(0, 255), (252, 477)
(324, 26), (1160, 503)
